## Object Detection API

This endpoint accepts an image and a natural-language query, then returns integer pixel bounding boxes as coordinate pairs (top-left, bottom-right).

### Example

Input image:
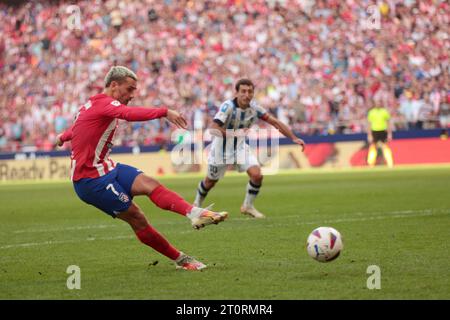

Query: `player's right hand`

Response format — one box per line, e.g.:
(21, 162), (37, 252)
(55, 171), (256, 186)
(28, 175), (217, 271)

(293, 138), (305, 152)
(166, 109), (188, 129)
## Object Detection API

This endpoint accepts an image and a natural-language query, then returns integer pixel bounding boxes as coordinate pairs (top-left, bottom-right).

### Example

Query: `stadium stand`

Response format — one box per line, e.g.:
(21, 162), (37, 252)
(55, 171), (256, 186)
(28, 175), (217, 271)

(0, 0), (448, 152)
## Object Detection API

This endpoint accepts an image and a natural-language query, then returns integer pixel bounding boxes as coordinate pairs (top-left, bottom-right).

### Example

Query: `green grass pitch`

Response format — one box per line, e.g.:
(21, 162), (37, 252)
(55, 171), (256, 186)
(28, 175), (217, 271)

(0, 166), (449, 299)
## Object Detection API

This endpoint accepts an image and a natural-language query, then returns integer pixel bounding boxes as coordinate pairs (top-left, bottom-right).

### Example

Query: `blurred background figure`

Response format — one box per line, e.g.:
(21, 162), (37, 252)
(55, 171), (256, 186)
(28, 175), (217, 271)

(367, 103), (394, 168)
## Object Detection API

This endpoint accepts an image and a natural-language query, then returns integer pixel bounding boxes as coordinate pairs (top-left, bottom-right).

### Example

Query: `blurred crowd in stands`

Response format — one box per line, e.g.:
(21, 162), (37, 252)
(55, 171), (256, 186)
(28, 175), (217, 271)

(0, 0), (448, 152)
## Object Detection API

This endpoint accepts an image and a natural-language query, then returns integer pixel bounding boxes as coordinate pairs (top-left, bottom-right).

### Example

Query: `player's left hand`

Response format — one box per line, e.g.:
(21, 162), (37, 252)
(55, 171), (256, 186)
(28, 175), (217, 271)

(166, 109), (188, 129)
(55, 134), (64, 147)
(293, 138), (305, 152)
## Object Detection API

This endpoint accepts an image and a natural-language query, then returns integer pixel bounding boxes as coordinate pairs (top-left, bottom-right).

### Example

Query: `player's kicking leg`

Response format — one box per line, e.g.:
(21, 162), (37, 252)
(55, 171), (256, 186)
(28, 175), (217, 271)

(240, 165), (265, 218)
(73, 164), (219, 270)
(117, 203), (206, 270)
(129, 171), (227, 230)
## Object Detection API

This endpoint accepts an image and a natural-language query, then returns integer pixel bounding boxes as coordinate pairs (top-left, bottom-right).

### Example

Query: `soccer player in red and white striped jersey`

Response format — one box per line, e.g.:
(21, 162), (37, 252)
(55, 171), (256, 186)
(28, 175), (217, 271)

(57, 66), (228, 270)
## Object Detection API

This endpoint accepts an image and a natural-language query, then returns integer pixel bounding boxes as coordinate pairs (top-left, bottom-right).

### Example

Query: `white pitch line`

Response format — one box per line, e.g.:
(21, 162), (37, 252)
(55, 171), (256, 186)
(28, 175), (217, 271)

(232, 208), (445, 222)
(178, 210), (449, 234)
(7, 209), (446, 235)
(12, 224), (118, 234)
(266, 211), (446, 227)
(0, 235), (134, 250)
(2, 209), (448, 249)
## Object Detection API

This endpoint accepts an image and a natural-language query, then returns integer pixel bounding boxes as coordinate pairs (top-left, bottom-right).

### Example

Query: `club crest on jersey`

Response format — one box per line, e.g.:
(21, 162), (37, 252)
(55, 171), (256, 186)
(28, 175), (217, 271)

(118, 193), (129, 203)
(111, 100), (121, 107)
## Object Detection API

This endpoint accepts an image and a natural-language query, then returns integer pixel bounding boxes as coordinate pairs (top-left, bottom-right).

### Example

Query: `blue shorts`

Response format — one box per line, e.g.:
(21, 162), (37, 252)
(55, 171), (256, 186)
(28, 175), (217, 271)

(73, 163), (143, 218)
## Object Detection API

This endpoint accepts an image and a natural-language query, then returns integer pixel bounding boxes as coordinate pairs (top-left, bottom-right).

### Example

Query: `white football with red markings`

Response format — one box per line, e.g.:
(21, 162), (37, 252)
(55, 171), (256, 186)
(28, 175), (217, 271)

(306, 227), (343, 262)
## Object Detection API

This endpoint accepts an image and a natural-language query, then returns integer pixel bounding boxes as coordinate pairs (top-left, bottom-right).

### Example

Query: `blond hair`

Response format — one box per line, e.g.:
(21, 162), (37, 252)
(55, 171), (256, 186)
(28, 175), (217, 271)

(104, 66), (137, 87)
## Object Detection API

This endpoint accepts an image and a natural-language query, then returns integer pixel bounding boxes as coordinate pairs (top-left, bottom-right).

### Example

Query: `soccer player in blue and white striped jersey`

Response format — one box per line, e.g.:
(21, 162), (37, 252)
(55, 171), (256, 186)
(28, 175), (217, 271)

(194, 79), (305, 218)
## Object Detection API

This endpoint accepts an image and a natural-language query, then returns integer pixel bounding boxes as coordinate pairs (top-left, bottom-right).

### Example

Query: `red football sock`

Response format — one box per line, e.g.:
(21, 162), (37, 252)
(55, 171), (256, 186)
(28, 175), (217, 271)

(149, 185), (193, 216)
(135, 225), (180, 260)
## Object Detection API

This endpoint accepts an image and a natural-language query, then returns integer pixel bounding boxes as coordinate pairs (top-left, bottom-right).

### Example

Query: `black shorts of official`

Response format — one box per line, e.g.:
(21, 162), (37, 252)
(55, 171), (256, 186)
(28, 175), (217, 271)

(371, 130), (388, 143)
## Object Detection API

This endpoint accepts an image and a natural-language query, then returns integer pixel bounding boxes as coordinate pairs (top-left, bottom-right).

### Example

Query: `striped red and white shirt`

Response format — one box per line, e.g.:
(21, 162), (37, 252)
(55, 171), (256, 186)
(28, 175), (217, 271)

(60, 93), (167, 181)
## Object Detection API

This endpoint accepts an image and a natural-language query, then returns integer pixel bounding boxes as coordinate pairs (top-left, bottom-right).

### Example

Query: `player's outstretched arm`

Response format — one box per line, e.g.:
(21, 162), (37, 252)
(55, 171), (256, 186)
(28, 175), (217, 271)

(55, 125), (74, 147)
(103, 103), (168, 122)
(264, 114), (305, 152)
(102, 101), (187, 129)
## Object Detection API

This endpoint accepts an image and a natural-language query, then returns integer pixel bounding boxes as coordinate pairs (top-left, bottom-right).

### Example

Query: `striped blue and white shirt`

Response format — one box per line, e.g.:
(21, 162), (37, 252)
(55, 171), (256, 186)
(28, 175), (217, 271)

(213, 98), (268, 130)
(210, 98), (268, 159)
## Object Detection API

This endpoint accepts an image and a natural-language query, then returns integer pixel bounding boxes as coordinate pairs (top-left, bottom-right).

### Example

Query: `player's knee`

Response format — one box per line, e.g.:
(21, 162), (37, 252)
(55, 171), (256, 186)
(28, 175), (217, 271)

(132, 174), (161, 196)
(144, 177), (161, 195)
(249, 170), (263, 185)
(204, 177), (218, 189)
